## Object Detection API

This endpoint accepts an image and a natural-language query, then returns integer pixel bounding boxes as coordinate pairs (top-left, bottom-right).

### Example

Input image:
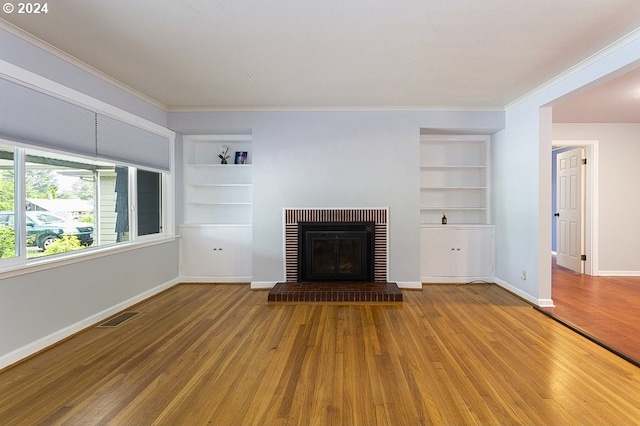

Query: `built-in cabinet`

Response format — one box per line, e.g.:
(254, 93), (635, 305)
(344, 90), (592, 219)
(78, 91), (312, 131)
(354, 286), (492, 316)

(420, 226), (494, 281)
(181, 134), (253, 282)
(180, 225), (252, 281)
(419, 134), (494, 282)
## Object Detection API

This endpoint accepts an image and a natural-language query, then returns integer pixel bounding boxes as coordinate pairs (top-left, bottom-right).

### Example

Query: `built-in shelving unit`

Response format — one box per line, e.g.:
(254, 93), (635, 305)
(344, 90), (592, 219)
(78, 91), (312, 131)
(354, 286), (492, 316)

(419, 134), (494, 282)
(181, 133), (253, 282)
(183, 134), (252, 225)
(419, 134), (491, 225)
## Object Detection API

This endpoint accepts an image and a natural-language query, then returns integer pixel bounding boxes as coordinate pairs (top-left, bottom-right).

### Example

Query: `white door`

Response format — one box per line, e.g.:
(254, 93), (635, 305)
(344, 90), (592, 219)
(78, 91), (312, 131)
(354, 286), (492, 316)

(556, 148), (583, 273)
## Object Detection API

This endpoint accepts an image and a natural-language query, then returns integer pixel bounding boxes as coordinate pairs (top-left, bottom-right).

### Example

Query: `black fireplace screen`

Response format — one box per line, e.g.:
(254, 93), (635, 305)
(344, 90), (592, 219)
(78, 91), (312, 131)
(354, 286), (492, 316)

(298, 222), (374, 282)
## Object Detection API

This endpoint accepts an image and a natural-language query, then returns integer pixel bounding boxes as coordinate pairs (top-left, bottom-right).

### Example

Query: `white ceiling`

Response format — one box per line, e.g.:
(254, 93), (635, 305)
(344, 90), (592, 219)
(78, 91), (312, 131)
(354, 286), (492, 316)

(552, 66), (640, 123)
(2, 0), (640, 118)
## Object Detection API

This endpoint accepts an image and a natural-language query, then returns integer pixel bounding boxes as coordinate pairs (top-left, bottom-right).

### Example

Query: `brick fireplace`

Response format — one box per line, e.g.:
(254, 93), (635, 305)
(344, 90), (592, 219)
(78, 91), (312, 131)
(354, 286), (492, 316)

(284, 208), (388, 282)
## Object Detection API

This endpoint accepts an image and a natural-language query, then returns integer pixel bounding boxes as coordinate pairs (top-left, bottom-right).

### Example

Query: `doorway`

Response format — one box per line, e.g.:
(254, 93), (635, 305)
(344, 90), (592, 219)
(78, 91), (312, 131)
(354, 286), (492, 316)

(551, 140), (599, 276)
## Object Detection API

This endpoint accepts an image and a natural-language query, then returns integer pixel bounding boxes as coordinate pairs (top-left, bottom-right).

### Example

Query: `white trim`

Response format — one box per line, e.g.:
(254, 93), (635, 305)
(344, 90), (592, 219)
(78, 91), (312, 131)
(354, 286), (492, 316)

(506, 28), (640, 111)
(421, 277), (495, 284)
(168, 105), (505, 113)
(0, 19), (168, 112)
(552, 140), (599, 276)
(396, 281), (422, 289)
(597, 271), (640, 277)
(251, 281), (278, 289)
(0, 236), (178, 280)
(0, 59), (173, 139)
(181, 276), (253, 283)
(493, 278), (555, 308)
(0, 277), (181, 370)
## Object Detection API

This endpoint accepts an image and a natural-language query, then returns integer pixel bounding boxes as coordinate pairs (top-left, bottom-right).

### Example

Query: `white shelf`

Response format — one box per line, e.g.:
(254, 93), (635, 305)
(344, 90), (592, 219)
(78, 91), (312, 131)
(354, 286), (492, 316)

(186, 163), (253, 168)
(421, 207), (488, 210)
(183, 134), (253, 225)
(420, 165), (487, 169)
(189, 183), (252, 188)
(188, 202), (253, 206)
(421, 187), (487, 190)
(420, 134), (490, 225)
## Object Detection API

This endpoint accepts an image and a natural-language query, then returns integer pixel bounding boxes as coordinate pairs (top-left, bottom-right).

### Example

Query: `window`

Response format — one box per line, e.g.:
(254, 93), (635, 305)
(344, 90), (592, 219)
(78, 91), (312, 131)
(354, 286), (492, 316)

(137, 169), (162, 236)
(0, 145), (16, 259)
(0, 143), (168, 263)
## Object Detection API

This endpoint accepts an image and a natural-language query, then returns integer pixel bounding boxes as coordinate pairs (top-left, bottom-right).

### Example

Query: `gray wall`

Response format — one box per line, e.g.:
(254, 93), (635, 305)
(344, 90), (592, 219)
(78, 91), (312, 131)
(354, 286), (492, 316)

(0, 26), (180, 367)
(169, 110), (504, 285)
(0, 26), (167, 126)
(0, 241), (180, 361)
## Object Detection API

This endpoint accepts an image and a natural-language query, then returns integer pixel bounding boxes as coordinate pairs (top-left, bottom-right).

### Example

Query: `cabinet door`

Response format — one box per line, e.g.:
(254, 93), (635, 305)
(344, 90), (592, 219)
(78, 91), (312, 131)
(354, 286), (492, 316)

(421, 227), (494, 278)
(181, 227), (221, 276)
(421, 228), (457, 277)
(216, 227), (252, 277)
(455, 228), (494, 277)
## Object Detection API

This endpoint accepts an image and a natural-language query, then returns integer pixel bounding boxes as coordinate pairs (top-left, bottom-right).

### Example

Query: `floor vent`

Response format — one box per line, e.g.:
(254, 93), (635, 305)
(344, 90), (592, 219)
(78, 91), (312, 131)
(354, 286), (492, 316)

(97, 311), (140, 328)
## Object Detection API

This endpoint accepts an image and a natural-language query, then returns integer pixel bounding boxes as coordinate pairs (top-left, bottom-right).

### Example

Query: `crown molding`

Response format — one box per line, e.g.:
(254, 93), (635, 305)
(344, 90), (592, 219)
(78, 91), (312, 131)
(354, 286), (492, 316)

(0, 18), (169, 112)
(505, 27), (640, 111)
(167, 105), (505, 113)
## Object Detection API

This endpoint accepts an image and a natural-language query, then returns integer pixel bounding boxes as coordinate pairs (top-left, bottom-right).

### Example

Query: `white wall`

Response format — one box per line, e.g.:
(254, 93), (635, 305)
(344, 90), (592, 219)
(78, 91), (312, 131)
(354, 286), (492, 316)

(492, 32), (640, 305)
(169, 110), (504, 286)
(553, 123), (640, 274)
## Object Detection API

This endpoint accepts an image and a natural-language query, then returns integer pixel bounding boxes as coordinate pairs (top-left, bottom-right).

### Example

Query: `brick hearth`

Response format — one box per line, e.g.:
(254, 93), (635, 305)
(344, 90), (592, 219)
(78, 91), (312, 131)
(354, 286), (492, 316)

(267, 282), (403, 302)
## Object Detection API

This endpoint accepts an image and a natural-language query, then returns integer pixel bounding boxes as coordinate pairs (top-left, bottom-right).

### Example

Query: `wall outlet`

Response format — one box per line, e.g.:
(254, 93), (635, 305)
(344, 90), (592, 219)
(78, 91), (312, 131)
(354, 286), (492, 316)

(521, 270), (527, 280)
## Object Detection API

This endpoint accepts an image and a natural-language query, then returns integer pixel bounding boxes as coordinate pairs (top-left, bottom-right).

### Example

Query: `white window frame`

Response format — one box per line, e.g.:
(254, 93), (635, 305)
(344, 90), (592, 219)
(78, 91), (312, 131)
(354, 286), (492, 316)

(0, 59), (176, 276)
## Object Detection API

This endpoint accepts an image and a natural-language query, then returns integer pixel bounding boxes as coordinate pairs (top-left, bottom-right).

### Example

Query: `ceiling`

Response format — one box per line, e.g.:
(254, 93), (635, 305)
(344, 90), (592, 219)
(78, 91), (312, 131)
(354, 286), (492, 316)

(2, 0), (640, 118)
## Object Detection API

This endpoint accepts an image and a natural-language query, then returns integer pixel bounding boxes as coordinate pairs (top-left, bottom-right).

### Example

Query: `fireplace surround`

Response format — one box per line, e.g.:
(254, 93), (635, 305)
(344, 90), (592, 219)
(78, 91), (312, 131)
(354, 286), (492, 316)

(284, 208), (388, 282)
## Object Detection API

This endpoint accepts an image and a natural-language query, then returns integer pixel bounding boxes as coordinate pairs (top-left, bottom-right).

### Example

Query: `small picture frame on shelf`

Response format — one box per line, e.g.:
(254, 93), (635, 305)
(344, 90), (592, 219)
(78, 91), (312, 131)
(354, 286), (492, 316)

(235, 151), (248, 164)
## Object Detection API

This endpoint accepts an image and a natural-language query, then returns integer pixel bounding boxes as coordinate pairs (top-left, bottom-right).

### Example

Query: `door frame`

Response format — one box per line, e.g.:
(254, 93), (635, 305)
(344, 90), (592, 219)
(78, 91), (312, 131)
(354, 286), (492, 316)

(552, 139), (599, 276)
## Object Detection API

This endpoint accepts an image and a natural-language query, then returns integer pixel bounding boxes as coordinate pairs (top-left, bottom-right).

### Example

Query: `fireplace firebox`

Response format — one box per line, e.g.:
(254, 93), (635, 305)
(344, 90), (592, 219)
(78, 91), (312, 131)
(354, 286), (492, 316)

(298, 221), (374, 282)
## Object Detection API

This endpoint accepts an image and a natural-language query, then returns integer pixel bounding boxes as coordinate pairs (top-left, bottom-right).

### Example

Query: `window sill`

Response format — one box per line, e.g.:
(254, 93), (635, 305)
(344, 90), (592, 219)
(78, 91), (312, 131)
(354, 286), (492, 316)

(0, 234), (179, 280)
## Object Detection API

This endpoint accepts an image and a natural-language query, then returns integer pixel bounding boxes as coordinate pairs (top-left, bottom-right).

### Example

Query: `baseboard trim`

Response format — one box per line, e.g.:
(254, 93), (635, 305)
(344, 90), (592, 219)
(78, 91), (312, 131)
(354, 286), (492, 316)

(0, 277), (181, 371)
(181, 276), (252, 283)
(396, 281), (422, 289)
(251, 281), (278, 289)
(492, 278), (555, 307)
(420, 276), (494, 284)
(597, 271), (640, 277)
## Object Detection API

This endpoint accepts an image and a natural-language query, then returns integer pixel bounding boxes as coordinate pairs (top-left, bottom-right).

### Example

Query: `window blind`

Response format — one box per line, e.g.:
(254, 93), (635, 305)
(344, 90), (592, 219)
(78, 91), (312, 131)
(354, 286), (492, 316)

(0, 77), (96, 157)
(96, 114), (170, 172)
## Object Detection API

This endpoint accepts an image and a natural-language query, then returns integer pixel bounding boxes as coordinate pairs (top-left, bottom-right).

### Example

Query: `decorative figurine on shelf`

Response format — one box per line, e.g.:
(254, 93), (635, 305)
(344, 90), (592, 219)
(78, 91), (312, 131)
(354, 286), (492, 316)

(442, 213), (447, 225)
(218, 145), (230, 164)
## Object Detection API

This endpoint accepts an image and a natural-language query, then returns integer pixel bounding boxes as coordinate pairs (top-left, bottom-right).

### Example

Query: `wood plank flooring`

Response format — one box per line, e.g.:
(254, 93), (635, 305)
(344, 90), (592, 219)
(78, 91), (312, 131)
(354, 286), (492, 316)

(540, 259), (640, 365)
(1, 283), (639, 425)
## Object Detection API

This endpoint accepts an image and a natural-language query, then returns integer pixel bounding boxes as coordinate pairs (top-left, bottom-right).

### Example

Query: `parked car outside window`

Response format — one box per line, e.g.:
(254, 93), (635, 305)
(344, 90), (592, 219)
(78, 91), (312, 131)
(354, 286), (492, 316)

(0, 211), (93, 250)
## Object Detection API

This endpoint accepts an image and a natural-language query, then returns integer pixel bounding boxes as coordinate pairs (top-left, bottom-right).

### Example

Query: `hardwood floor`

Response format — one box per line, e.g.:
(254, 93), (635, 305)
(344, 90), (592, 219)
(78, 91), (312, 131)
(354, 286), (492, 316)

(1, 283), (639, 425)
(539, 259), (640, 366)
